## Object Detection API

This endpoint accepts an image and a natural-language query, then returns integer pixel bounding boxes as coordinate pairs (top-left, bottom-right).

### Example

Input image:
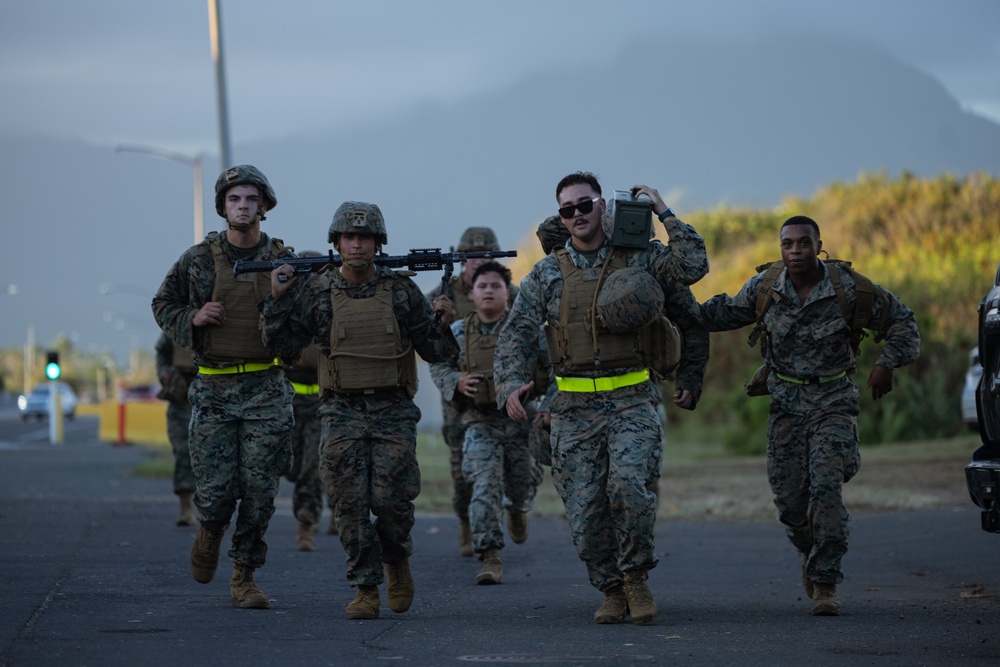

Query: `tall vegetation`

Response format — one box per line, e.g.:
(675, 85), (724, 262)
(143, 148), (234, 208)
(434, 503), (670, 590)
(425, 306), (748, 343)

(511, 171), (999, 453)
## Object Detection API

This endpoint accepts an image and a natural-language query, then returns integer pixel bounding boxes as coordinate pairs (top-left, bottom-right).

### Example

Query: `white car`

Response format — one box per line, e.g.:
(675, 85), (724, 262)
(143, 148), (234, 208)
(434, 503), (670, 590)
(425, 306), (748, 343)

(962, 347), (981, 430)
(17, 382), (78, 422)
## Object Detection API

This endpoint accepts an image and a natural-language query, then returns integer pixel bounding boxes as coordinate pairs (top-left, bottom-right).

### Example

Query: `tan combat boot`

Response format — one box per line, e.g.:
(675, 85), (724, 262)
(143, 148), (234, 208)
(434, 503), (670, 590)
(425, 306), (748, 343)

(296, 522), (316, 552)
(231, 564), (269, 609)
(385, 558), (415, 613)
(811, 583), (842, 616)
(623, 569), (657, 624)
(476, 548), (503, 585)
(459, 518), (473, 557)
(346, 585), (381, 619)
(506, 510), (528, 544)
(800, 552), (814, 598)
(190, 525), (225, 584)
(176, 492), (196, 527)
(594, 585), (629, 624)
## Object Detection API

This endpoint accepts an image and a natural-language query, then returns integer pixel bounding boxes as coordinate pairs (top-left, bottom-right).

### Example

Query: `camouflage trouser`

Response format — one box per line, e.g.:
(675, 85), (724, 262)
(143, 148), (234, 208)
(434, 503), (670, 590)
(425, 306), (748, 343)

(188, 368), (294, 569)
(549, 382), (663, 592)
(287, 393), (323, 526)
(441, 399), (472, 519)
(767, 402), (860, 586)
(462, 414), (539, 553)
(166, 400), (195, 495)
(319, 391), (421, 588)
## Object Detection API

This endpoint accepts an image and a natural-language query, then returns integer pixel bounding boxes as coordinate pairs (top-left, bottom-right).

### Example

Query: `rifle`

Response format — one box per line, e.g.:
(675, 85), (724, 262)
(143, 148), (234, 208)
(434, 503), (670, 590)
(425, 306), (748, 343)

(233, 247), (517, 325)
(233, 248), (517, 281)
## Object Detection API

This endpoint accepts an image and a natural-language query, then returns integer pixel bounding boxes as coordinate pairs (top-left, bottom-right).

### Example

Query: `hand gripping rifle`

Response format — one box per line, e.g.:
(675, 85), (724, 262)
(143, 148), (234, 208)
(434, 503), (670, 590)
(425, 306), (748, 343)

(233, 247), (518, 323)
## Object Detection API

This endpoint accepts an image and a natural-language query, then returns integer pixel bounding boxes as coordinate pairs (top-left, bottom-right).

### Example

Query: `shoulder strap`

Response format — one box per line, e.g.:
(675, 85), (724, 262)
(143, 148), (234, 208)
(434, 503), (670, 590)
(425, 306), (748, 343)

(747, 261), (784, 349)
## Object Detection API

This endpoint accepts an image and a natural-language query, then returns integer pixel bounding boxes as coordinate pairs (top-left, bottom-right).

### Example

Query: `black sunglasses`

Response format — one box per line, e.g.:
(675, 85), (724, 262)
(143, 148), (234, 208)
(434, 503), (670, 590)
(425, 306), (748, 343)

(558, 196), (600, 219)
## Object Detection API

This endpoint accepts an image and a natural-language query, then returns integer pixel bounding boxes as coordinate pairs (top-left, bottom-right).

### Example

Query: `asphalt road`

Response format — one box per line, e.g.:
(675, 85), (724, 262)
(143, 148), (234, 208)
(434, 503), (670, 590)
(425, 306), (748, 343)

(1, 416), (998, 667)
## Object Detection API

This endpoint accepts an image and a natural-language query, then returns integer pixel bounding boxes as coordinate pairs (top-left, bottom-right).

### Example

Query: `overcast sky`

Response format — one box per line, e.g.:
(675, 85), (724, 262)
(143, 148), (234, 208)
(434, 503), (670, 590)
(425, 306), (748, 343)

(1, 0), (999, 154)
(1, 0), (999, 370)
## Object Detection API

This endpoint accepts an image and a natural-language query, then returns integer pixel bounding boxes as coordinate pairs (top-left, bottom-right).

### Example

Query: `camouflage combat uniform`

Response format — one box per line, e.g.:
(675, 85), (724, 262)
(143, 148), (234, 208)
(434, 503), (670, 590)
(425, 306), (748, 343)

(699, 262), (919, 585)
(284, 345), (324, 530)
(262, 264), (459, 589)
(152, 230), (296, 569)
(494, 216), (709, 594)
(426, 276), (519, 524)
(154, 332), (196, 498)
(429, 311), (550, 555)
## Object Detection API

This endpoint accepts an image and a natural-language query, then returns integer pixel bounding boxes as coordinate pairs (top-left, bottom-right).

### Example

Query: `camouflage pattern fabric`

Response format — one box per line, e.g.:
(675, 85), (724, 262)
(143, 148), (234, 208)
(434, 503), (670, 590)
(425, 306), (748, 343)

(151, 231), (295, 367)
(155, 333), (196, 495)
(463, 416), (538, 553)
(548, 382), (664, 591)
(494, 216), (709, 594)
(287, 392), (323, 526)
(152, 232), (297, 569)
(262, 263), (459, 587)
(430, 314), (548, 554)
(698, 261), (919, 584)
(426, 276), (520, 521)
(187, 368), (295, 568)
(596, 267), (665, 333)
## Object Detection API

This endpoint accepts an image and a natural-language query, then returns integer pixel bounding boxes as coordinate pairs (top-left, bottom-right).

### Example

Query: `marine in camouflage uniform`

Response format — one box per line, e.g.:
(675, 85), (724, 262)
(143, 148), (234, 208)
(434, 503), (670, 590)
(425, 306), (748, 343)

(425, 226), (518, 557)
(283, 343), (326, 551)
(152, 165), (296, 610)
(429, 262), (552, 585)
(262, 201), (459, 620)
(154, 331), (197, 527)
(495, 173), (709, 625)
(697, 215), (920, 616)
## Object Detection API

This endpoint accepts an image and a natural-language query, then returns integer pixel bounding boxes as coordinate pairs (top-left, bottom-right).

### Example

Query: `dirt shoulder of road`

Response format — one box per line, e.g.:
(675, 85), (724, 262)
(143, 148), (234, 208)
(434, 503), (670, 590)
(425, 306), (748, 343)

(657, 435), (981, 523)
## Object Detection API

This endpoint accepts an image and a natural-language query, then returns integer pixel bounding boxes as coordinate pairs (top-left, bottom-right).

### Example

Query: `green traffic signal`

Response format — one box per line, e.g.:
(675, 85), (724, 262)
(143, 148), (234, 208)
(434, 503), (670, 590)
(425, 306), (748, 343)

(45, 351), (61, 380)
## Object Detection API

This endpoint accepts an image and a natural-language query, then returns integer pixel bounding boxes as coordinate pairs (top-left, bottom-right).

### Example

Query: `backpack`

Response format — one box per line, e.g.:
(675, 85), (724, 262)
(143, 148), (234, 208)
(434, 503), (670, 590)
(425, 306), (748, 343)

(744, 258), (889, 396)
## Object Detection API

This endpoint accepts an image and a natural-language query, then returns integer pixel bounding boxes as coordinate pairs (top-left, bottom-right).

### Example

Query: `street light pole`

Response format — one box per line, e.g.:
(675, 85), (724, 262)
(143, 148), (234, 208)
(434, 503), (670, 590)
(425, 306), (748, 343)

(114, 144), (205, 244)
(207, 0), (233, 170)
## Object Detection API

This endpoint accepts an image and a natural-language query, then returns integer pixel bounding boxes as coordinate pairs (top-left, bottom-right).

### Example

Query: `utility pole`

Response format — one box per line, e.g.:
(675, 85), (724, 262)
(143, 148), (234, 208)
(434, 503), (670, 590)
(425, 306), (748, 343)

(208, 0), (233, 169)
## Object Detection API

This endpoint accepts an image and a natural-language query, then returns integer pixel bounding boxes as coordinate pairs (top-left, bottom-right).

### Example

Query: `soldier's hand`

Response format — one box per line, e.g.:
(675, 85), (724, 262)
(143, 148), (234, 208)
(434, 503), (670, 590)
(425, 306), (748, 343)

(867, 364), (894, 400)
(630, 184), (670, 218)
(532, 410), (551, 428)
(504, 381), (534, 422)
(432, 295), (455, 331)
(271, 265), (296, 298)
(672, 388), (695, 410)
(193, 301), (226, 327)
(457, 373), (484, 398)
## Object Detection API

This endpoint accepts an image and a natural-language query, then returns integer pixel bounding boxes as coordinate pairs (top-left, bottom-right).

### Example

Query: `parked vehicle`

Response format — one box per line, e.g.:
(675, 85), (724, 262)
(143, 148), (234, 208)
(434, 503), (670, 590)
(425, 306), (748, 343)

(17, 382), (78, 422)
(962, 347), (981, 429)
(966, 260), (1000, 532)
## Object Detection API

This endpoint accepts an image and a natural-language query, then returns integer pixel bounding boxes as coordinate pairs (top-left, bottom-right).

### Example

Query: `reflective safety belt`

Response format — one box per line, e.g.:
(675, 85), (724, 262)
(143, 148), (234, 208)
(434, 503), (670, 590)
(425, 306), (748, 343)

(289, 381), (320, 395)
(774, 370), (847, 385)
(555, 368), (650, 392)
(198, 359), (279, 375)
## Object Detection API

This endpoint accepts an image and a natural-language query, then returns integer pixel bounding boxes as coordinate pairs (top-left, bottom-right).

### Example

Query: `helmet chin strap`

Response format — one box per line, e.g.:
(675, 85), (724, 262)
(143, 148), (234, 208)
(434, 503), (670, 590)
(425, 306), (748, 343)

(227, 210), (263, 232)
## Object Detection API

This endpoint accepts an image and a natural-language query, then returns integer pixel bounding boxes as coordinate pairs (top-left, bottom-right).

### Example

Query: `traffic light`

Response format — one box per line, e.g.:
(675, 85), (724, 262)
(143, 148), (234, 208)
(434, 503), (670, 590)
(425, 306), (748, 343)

(45, 351), (61, 380)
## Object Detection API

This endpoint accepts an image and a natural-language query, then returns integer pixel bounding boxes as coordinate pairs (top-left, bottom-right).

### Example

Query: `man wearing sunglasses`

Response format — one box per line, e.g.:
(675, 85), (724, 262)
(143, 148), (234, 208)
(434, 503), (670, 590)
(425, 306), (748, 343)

(495, 171), (709, 625)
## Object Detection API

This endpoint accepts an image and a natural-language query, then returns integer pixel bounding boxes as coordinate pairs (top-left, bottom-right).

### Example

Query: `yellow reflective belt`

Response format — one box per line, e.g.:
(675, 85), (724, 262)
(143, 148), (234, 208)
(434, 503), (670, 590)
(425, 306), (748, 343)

(198, 359), (279, 375)
(290, 381), (321, 395)
(774, 370), (847, 385)
(555, 368), (651, 393)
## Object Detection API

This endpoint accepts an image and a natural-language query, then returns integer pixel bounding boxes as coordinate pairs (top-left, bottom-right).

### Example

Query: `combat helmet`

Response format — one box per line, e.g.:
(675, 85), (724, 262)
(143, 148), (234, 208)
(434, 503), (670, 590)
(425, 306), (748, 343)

(536, 215), (571, 255)
(596, 268), (664, 333)
(328, 201), (388, 245)
(214, 165), (277, 217)
(457, 227), (500, 251)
